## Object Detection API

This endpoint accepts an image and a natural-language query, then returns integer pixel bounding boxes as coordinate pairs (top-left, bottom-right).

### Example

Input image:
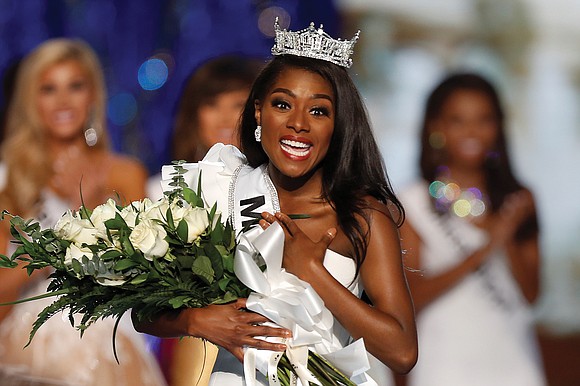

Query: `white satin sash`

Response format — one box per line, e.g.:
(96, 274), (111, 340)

(235, 223), (378, 386)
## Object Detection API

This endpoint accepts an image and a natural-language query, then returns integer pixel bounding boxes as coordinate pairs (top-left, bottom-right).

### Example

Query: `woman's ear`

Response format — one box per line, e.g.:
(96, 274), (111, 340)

(254, 100), (261, 125)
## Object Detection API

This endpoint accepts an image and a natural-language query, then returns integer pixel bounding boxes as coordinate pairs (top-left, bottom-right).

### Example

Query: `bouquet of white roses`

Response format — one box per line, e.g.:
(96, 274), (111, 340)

(0, 165), (248, 350)
(0, 163), (357, 386)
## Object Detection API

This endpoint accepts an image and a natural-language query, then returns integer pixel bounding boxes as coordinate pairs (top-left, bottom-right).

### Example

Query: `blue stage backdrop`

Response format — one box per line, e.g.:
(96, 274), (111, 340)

(0, 0), (338, 174)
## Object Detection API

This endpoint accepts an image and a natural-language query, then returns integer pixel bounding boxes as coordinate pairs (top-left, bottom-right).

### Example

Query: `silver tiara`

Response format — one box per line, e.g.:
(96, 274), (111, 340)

(271, 18), (360, 68)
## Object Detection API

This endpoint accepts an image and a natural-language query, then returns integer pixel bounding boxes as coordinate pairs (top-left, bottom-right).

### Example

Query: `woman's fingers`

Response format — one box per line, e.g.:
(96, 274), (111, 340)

(274, 212), (300, 236)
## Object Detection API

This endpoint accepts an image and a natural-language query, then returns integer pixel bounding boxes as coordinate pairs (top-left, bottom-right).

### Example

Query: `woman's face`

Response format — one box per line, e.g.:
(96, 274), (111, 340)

(432, 89), (498, 168)
(36, 60), (93, 142)
(198, 88), (248, 148)
(255, 67), (335, 179)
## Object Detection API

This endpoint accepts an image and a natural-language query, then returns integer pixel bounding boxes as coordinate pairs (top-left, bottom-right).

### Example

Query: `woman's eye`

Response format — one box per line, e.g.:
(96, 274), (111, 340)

(272, 100), (290, 110)
(39, 84), (56, 94)
(70, 81), (87, 91)
(311, 107), (330, 116)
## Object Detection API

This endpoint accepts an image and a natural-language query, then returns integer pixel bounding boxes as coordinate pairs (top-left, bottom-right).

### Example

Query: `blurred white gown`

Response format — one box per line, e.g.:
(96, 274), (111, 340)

(400, 181), (546, 386)
(0, 186), (167, 386)
(160, 144), (393, 386)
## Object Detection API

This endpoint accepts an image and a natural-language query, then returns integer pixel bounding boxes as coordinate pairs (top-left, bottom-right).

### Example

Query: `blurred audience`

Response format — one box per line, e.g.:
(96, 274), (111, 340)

(147, 55), (262, 200)
(0, 38), (165, 386)
(397, 73), (546, 386)
(146, 54), (261, 386)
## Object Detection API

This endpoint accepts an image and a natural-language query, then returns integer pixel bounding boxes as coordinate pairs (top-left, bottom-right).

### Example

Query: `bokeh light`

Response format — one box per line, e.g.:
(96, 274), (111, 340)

(138, 58), (169, 91)
(429, 180), (446, 199)
(452, 199), (471, 217)
(108, 92), (138, 126)
(258, 6), (290, 37)
(430, 180), (487, 217)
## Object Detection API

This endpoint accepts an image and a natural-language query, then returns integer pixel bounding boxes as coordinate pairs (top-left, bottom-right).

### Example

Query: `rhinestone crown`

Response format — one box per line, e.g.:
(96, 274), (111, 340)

(271, 18), (360, 68)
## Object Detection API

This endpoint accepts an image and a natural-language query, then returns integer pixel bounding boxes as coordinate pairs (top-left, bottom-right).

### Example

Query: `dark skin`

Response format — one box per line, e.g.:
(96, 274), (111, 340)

(134, 67), (417, 372)
(403, 89), (540, 312)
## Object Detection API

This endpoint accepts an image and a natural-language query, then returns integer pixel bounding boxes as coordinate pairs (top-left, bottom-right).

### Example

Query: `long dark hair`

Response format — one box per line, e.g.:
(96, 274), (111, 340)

(419, 72), (537, 239)
(172, 55), (262, 162)
(239, 55), (404, 272)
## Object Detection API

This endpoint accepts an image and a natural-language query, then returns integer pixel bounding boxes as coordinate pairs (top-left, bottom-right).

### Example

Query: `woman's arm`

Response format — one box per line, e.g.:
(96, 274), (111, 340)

(268, 209), (418, 374)
(108, 155), (149, 202)
(402, 188), (541, 312)
(401, 220), (496, 312)
(132, 298), (290, 362)
(504, 190), (541, 303)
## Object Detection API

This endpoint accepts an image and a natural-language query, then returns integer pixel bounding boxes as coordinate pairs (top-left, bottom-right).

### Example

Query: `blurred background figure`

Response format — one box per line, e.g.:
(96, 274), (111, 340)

(147, 55), (261, 386)
(397, 73), (546, 386)
(147, 55), (262, 200)
(0, 38), (165, 386)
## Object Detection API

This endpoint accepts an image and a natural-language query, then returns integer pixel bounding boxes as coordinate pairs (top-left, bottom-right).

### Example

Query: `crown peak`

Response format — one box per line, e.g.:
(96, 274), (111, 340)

(271, 17), (359, 68)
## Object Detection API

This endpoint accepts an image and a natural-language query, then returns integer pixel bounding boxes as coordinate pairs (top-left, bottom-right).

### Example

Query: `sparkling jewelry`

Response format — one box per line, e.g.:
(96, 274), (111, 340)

(271, 17), (360, 68)
(254, 125), (261, 142)
(429, 180), (488, 218)
(84, 107), (98, 146)
(84, 127), (98, 146)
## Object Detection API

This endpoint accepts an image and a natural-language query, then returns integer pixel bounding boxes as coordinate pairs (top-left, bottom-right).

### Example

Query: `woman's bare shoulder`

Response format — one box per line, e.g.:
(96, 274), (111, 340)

(104, 152), (148, 201)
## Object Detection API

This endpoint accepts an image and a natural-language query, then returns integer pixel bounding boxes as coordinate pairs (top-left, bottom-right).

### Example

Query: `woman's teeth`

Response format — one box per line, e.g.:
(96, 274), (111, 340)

(280, 139), (311, 156)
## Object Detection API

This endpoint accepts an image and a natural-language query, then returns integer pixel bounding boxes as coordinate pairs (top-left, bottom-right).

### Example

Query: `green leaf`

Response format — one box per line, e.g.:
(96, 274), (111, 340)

(176, 219), (189, 243)
(165, 206), (174, 229)
(203, 243), (224, 278)
(71, 259), (83, 274)
(104, 215), (127, 230)
(101, 250), (124, 261)
(0, 254), (18, 268)
(168, 295), (190, 309)
(129, 273), (149, 285)
(113, 259), (139, 271)
(191, 255), (214, 284)
(217, 277), (231, 292)
(182, 187), (204, 208)
(210, 221), (224, 244)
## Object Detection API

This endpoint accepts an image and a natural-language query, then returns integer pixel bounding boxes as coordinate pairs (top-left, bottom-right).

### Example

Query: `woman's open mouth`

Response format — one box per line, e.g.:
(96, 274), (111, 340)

(280, 138), (312, 159)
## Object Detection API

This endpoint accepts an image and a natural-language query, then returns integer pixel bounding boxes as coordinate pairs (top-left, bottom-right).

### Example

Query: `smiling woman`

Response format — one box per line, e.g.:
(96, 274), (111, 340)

(135, 19), (417, 386)
(255, 67), (335, 179)
(398, 73), (546, 386)
(0, 38), (163, 386)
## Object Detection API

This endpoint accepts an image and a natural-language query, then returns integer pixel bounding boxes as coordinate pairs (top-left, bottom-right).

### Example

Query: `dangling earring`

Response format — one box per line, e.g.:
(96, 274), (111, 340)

(84, 108), (98, 147)
(254, 125), (262, 142)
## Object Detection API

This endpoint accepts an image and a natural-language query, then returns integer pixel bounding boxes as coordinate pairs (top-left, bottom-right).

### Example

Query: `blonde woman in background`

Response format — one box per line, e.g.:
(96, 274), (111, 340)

(0, 38), (166, 386)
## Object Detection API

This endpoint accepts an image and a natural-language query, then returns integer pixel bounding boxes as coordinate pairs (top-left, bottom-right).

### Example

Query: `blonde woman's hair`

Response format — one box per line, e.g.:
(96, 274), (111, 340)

(0, 38), (110, 215)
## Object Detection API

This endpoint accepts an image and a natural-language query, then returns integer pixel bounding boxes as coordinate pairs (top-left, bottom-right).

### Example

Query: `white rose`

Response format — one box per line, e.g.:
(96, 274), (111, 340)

(129, 218), (169, 260)
(90, 199), (120, 237)
(141, 198), (170, 222)
(54, 211), (98, 245)
(118, 198), (155, 228)
(173, 205), (210, 243)
(64, 243), (93, 267)
(120, 206), (138, 228)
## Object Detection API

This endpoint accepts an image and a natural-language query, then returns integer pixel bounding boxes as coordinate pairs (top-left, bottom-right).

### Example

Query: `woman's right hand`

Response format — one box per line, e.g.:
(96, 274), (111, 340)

(185, 298), (291, 362)
(487, 189), (535, 249)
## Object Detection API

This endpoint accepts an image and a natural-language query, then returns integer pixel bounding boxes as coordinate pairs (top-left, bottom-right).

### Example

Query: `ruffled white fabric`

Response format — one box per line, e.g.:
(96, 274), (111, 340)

(160, 143), (246, 218)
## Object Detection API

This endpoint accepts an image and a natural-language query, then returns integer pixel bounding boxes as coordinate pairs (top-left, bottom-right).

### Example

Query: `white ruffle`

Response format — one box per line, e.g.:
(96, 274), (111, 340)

(161, 143), (245, 215)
